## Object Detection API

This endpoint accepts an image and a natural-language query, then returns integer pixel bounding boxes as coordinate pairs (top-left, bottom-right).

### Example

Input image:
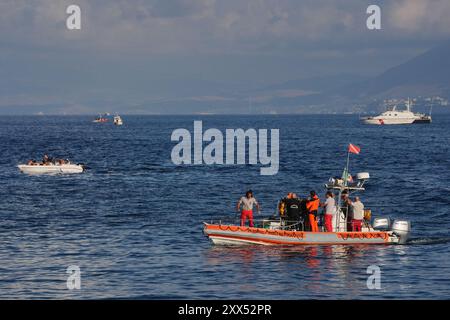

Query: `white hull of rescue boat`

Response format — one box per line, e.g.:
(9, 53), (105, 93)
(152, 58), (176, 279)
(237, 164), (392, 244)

(18, 164), (84, 174)
(203, 223), (401, 245)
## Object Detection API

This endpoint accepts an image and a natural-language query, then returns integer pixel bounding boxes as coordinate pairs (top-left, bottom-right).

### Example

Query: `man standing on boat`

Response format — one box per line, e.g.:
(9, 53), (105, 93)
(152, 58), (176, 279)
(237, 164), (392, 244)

(349, 197), (365, 231)
(341, 190), (352, 231)
(322, 191), (336, 232)
(306, 191), (320, 232)
(284, 193), (302, 230)
(236, 190), (260, 227)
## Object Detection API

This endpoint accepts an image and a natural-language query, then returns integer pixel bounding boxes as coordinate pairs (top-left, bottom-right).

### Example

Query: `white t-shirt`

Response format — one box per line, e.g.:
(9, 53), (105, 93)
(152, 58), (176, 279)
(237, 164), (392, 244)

(351, 201), (364, 220)
(324, 197), (336, 215)
(239, 197), (258, 211)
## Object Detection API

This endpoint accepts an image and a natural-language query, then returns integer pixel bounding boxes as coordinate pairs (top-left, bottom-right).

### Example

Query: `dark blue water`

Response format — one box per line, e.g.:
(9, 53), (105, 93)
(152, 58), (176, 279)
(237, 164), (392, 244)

(0, 115), (449, 299)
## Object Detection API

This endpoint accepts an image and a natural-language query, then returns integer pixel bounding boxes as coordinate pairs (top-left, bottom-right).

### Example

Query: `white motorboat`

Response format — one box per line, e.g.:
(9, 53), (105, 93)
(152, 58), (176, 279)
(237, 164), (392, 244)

(362, 99), (431, 125)
(114, 115), (123, 126)
(18, 163), (84, 174)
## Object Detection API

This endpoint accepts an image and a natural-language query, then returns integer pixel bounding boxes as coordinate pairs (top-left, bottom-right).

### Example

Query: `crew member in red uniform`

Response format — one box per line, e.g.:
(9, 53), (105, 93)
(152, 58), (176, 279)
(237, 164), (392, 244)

(236, 190), (260, 227)
(306, 190), (320, 232)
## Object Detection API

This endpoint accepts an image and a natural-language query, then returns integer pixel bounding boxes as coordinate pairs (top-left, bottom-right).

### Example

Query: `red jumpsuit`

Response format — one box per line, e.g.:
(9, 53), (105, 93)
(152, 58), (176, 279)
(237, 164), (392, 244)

(306, 195), (320, 232)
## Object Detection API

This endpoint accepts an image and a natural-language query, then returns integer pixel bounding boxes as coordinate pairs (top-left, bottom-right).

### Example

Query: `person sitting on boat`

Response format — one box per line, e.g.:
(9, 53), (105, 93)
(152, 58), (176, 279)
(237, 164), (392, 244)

(278, 193), (294, 213)
(348, 196), (365, 232)
(306, 191), (320, 232)
(278, 194), (288, 218)
(321, 191), (336, 232)
(236, 190), (260, 228)
(278, 193), (292, 223)
(42, 154), (53, 165)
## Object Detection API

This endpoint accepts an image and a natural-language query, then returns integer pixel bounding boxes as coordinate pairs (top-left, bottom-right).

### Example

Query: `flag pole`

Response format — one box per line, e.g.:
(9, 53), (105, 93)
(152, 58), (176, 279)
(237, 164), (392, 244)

(344, 148), (350, 187)
(342, 147), (351, 232)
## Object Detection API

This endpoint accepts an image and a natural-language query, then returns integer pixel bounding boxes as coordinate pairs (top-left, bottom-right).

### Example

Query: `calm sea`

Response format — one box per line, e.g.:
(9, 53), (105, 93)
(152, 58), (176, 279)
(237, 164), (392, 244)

(0, 115), (449, 299)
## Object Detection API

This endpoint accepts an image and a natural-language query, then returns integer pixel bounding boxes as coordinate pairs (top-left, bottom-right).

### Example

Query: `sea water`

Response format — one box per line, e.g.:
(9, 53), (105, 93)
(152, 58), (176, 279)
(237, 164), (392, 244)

(0, 115), (449, 299)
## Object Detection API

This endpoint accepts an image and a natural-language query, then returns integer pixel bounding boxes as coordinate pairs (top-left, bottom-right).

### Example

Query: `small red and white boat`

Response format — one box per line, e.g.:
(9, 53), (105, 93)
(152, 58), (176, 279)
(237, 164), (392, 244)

(93, 113), (109, 123)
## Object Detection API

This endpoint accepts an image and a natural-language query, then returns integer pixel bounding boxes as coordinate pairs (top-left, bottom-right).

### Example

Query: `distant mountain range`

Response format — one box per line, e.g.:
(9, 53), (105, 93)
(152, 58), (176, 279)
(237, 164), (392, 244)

(346, 40), (450, 100)
(107, 41), (450, 114)
(2, 41), (449, 115)
(250, 40), (450, 113)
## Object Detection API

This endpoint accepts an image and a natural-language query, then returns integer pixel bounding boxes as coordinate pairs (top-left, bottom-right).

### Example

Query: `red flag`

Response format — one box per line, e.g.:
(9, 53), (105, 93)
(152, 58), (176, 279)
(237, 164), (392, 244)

(348, 144), (361, 154)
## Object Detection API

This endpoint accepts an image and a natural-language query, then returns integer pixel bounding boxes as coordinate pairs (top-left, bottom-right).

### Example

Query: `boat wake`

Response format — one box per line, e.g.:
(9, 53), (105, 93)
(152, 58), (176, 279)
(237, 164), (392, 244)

(408, 237), (450, 245)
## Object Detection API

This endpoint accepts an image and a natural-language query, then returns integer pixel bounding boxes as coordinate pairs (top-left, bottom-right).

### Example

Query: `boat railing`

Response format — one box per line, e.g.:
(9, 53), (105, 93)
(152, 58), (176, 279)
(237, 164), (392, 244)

(206, 216), (305, 231)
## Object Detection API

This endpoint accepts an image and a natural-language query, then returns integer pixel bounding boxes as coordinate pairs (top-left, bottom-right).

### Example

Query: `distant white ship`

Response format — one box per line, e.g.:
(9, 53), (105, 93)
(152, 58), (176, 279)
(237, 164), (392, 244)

(113, 115), (123, 126)
(361, 99), (432, 125)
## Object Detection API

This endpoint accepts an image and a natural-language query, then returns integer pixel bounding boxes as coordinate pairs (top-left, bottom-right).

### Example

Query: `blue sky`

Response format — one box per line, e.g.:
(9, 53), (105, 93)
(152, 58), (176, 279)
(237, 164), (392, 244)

(1, 0), (450, 114)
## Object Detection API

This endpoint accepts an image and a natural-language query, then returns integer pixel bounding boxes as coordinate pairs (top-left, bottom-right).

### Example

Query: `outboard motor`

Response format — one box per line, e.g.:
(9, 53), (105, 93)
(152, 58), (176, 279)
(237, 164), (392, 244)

(391, 220), (411, 244)
(356, 172), (370, 180)
(355, 172), (370, 188)
(373, 217), (391, 231)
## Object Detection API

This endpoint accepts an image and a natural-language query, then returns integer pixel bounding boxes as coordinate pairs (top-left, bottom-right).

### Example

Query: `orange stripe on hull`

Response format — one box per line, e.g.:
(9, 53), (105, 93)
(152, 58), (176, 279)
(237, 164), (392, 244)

(204, 224), (391, 245)
(205, 224), (305, 239)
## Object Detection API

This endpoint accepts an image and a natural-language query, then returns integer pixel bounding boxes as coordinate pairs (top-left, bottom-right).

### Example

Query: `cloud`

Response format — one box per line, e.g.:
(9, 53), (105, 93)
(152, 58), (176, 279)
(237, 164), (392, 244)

(0, 2), (443, 62)
(387, 0), (450, 35)
(2, 0), (449, 70)
(0, 0), (448, 57)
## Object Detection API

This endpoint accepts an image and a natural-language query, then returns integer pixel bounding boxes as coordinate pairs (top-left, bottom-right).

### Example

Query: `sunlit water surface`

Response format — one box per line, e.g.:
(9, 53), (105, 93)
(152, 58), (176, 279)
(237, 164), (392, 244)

(0, 115), (449, 299)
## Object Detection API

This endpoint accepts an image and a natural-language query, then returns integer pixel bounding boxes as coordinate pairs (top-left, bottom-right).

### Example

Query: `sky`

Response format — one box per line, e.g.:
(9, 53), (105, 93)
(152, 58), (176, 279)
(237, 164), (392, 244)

(1, 0), (450, 114)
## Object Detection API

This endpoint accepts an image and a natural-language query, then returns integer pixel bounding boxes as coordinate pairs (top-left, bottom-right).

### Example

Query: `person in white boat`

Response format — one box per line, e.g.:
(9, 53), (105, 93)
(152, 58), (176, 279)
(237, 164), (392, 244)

(28, 155), (71, 166)
(349, 196), (365, 232)
(42, 154), (53, 166)
(27, 159), (38, 166)
(321, 191), (336, 232)
(236, 190), (260, 227)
